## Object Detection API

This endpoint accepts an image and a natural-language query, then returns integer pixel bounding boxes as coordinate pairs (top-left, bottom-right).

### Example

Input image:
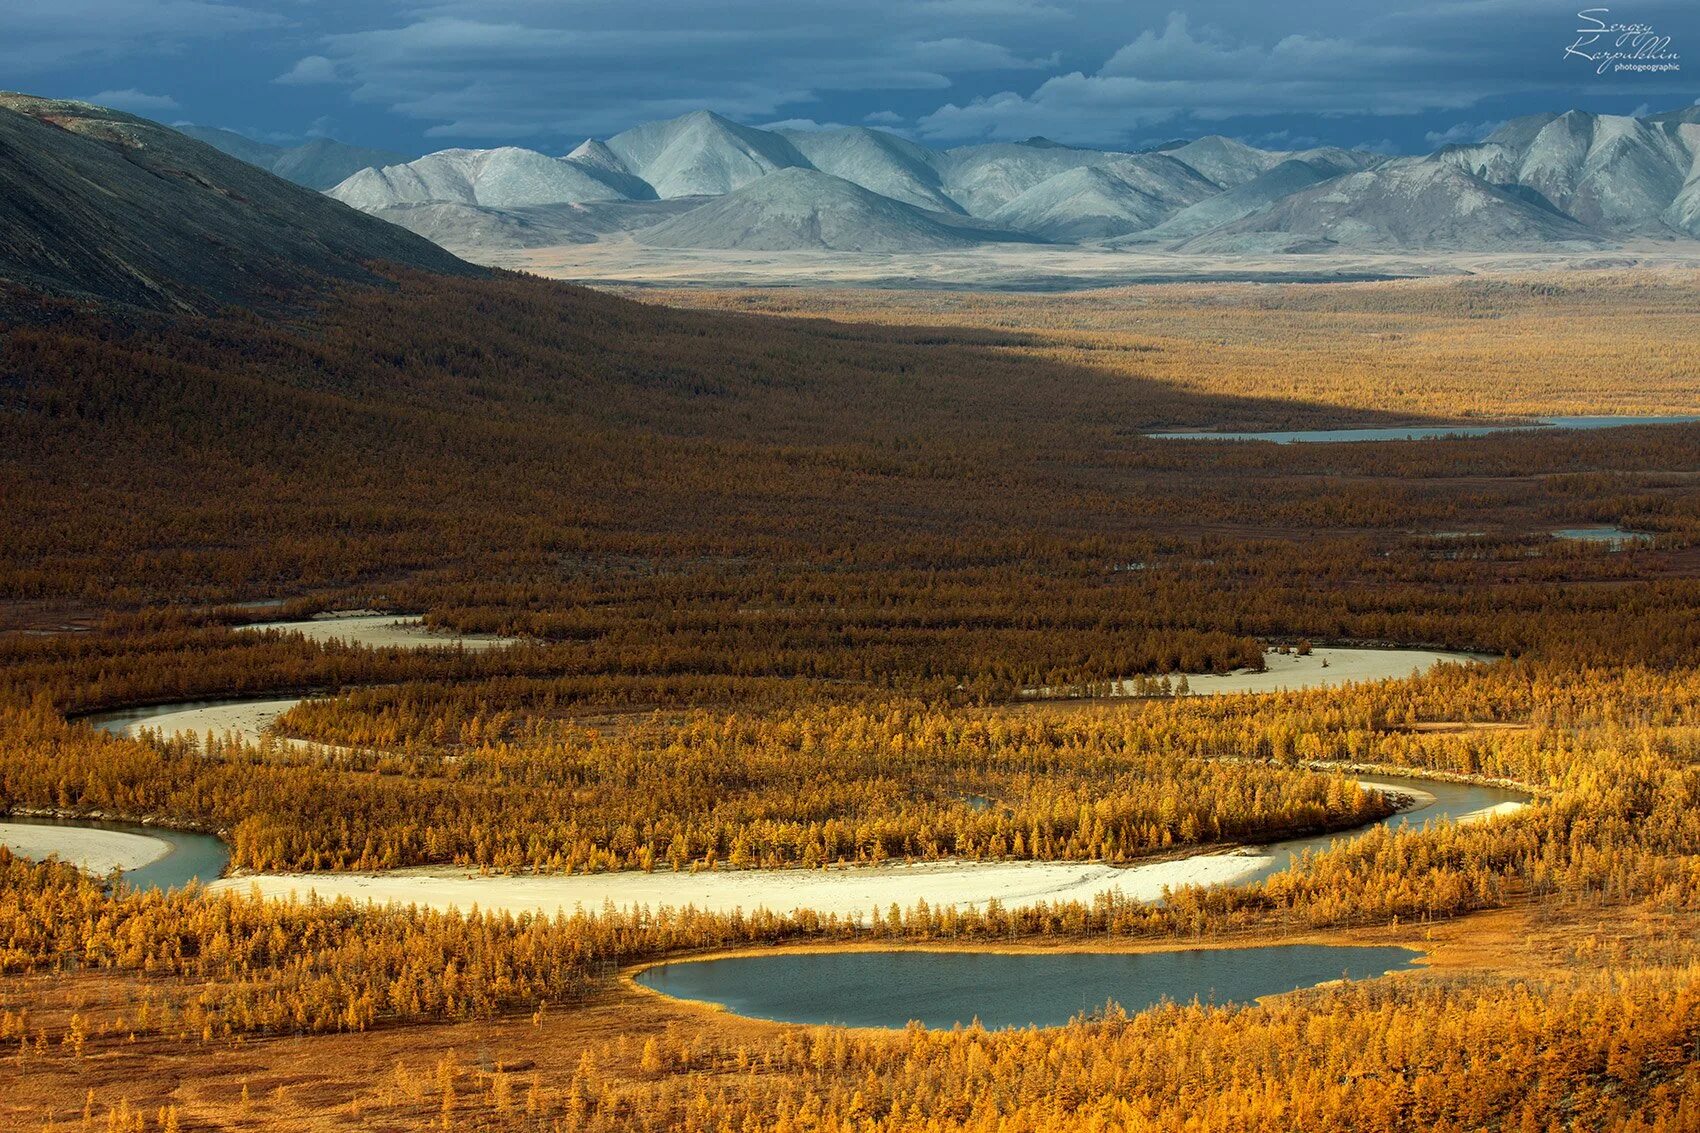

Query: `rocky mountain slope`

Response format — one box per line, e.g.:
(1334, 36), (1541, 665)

(1436, 111), (1698, 235)
(0, 93), (476, 312)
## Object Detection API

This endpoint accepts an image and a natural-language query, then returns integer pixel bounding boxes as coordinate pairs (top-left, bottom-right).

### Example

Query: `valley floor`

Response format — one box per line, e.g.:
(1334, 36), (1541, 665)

(497, 236), (1700, 290)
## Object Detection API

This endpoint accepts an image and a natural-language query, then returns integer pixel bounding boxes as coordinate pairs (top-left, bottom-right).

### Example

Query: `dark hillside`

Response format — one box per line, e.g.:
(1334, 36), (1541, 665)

(0, 93), (478, 313)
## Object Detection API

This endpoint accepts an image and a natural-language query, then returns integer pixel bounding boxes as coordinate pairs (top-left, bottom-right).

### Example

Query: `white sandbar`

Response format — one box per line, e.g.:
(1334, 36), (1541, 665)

(123, 698), (305, 747)
(237, 613), (518, 652)
(212, 853), (1271, 920)
(0, 822), (172, 874)
(1029, 647), (1491, 698)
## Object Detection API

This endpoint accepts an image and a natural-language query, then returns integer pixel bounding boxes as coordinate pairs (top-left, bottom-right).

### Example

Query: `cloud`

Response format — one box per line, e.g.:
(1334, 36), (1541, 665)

(913, 5), (1649, 144)
(1354, 137), (1404, 156)
(0, 1), (283, 73)
(82, 88), (179, 112)
(1423, 119), (1505, 145)
(920, 17), (1499, 142)
(1253, 129), (1319, 148)
(276, 55), (341, 86)
(293, 0), (1091, 142)
(32, 0), (1695, 154)
(759, 118), (852, 132)
(911, 38), (1057, 71)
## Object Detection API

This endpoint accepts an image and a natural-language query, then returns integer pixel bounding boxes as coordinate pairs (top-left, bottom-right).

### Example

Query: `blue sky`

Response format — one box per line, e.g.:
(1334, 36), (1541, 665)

(7, 0), (1697, 155)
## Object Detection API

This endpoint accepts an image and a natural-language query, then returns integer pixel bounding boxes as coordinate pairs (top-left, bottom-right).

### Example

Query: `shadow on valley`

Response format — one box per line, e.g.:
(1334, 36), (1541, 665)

(4, 267), (1700, 719)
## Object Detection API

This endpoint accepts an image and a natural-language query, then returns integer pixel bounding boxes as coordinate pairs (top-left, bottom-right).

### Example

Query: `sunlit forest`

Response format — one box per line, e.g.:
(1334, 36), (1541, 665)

(2, 268), (1699, 1130)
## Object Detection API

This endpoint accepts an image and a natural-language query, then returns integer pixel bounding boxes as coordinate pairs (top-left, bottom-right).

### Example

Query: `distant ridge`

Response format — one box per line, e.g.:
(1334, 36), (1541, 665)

(174, 124), (405, 190)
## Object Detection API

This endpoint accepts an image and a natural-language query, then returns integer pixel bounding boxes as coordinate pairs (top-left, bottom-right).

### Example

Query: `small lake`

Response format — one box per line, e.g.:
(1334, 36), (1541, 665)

(0, 816), (229, 892)
(636, 944), (1422, 1029)
(1147, 415), (1700, 444)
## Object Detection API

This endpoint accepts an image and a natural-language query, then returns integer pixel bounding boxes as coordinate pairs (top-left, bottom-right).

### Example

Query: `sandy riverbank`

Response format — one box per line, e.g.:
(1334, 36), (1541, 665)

(117, 698), (307, 747)
(237, 612), (518, 651)
(211, 852), (1272, 920)
(1028, 647), (1491, 698)
(0, 821), (172, 874)
(208, 774), (1527, 919)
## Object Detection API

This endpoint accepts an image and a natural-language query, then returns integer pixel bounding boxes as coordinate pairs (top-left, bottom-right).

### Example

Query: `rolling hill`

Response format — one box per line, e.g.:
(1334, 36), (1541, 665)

(328, 146), (651, 211)
(1131, 154), (1372, 243)
(1183, 160), (1604, 252)
(633, 168), (1039, 251)
(777, 126), (962, 213)
(604, 110), (809, 197)
(987, 156), (1218, 240)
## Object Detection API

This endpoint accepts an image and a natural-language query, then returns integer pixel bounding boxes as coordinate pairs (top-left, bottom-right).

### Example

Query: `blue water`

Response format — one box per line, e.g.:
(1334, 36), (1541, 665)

(1148, 415), (1700, 444)
(1552, 526), (1652, 549)
(636, 944), (1422, 1029)
(1234, 775), (1527, 886)
(1, 815), (229, 892)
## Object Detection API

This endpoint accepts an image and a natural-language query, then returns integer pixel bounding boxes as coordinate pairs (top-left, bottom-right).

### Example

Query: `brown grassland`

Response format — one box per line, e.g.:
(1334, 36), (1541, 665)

(1, 269), (1699, 1130)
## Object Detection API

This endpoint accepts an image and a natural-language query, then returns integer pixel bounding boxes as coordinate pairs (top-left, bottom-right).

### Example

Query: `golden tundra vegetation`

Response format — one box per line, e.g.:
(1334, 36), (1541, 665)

(637, 272), (1700, 420)
(1, 268), (1699, 1129)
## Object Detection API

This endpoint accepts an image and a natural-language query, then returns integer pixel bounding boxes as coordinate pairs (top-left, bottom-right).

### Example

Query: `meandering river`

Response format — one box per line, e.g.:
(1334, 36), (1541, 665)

(1, 640), (1532, 1026)
(35, 688), (1531, 917)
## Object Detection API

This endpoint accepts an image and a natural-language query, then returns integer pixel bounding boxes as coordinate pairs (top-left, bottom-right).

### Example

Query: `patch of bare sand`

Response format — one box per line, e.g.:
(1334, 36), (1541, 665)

(0, 822), (171, 873)
(1028, 646), (1492, 698)
(211, 853), (1271, 921)
(237, 613), (518, 651)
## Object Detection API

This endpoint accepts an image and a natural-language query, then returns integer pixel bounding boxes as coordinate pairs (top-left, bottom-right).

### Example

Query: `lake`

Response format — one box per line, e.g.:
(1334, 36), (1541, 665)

(1147, 415), (1700, 444)
(635, 944), (1423, 1029)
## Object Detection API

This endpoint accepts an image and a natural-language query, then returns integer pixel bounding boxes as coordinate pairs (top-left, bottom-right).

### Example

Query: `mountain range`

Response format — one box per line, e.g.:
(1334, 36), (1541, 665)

(91, 102), (1700, 258)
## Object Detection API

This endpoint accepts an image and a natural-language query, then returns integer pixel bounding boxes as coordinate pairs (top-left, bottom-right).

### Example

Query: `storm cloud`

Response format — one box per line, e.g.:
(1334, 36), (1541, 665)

(7, 0), (1697, 154)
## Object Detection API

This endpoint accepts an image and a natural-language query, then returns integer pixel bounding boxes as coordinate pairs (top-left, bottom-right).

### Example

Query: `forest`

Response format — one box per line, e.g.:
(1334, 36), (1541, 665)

(1, 267), (1698, 1130)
